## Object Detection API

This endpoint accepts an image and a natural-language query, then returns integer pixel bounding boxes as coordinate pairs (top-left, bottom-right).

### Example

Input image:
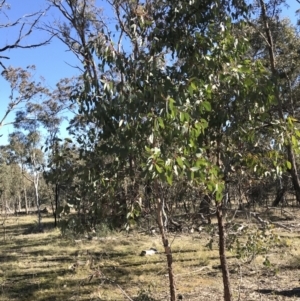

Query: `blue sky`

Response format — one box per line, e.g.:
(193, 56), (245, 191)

(0, 0), (299, 145)
(0, 0), (80, 144)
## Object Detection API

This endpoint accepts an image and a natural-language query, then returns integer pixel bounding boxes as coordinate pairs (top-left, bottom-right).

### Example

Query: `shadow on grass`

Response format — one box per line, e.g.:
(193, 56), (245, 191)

(0, 254), (18, 263)
(0, 236), (61, 253)
(257, 288), (300, 297)
(1, 268), (94, 301)
(0, 218), (56, 237)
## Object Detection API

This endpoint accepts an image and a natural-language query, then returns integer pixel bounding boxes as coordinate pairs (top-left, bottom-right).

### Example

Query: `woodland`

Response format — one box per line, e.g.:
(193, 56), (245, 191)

(2, 0), (300, 300)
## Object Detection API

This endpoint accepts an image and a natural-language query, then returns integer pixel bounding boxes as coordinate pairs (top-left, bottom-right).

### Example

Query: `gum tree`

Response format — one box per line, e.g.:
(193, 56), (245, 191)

(48, 1), (269, 300)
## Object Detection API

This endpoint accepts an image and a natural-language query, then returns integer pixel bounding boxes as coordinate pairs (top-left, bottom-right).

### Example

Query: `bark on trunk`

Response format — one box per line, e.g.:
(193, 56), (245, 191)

(157, 198), (176, 301)
(286, 144), (300, 203)
(216, 202), (232, 301)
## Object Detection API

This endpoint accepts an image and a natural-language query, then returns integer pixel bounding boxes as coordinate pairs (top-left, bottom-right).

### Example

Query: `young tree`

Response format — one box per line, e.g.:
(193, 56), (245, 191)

(49, 1), (266, 301)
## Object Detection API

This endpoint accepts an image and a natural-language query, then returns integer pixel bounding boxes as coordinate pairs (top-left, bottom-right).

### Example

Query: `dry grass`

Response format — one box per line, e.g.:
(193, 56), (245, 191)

(0, 213), (300, 300)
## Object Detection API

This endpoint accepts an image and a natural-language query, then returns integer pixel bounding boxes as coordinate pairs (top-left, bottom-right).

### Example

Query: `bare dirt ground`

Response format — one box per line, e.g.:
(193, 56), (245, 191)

(0, 210), (300, 301)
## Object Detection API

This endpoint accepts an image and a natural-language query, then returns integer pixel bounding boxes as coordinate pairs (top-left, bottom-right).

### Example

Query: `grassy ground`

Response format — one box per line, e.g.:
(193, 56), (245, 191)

(0, 212), (300, 300)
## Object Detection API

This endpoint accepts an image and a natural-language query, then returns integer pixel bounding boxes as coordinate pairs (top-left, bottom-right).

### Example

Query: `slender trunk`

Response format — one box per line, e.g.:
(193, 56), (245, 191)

(14, 197), (17, 214)
(18, 193), (22, 212)
(286, 144), (300, 203)
(157, 198), (176, 301)
(259, 0), (300, 203)
(272, 187), (286, 207)
(4, 195), (7, 214)
(34, 173), (42, 231)
(24, 185), (28, 214)
(21, 162), (29, 214)
(55, 183), (59, 227)
(216, 202), (232, 301)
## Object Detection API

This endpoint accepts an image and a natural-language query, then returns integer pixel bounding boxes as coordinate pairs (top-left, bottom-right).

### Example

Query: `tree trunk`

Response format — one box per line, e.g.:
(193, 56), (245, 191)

(272, 187), (286, 207)
(216, 202), (232, 301)
(18, 193), (22, 212)
(157, 198), (176, 301)
(55, 183), (59, 227)
(24, 185), (28, 214)
(286, 144), (300, 203)
(34, 174), (42, 231)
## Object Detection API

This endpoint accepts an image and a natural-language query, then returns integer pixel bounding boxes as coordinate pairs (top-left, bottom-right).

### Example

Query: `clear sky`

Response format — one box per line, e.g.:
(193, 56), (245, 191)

(0, 0), (299, 145)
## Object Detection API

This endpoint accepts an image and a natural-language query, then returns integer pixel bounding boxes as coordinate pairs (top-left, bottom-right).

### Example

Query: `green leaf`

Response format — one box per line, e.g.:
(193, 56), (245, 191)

(166, 172), (173, 185)
(176, 156), (184, 168)
(168, 97), (175, 111)
(216, 191), (223, 202)
(207, 183), (213, 192)
(295, 130), (300, 138)
(155, 164), (163, 173)
(190, 81), (197, 90)
(286, 160), (292, 170)
(292, 135), (297, 146)
(158, 117), (165, 129)
(202, 101), (211, 112)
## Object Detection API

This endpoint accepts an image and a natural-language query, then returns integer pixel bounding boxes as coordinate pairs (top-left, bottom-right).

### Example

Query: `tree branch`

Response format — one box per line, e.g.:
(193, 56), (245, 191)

(0, 6), (54, 69)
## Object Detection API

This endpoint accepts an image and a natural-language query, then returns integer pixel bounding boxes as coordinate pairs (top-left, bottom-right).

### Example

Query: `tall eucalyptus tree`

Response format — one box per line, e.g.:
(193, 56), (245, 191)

(47, 1), (272, 300)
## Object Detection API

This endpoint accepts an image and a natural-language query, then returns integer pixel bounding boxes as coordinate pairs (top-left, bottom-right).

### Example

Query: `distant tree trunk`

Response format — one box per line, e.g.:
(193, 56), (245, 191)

(14, 197), (17, 214)
(54, 183), (59, 227)
(24, 186), (28, 214)
(216, 201), (232, 301)
(34, 173), (42, 231)
(4, 194), (7, 214)
(17, 193), (22, 212)
(157, 197), (176, 301)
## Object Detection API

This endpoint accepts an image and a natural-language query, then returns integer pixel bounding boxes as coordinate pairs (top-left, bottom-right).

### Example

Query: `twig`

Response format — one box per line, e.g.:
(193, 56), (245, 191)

(250, 212), (268, 227)
(270, 222), (291, 231)
(116, 284), (134, 301)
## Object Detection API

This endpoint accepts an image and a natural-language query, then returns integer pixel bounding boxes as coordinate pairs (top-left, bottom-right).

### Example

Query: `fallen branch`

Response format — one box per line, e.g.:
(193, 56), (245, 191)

(270, 222), (292, 232)
(250, 212), (268, 227)
(250, 212), (292, 231)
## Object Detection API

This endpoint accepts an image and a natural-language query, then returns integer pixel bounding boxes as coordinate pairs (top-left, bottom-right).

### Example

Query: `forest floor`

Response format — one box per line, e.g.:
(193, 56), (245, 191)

(0, 209), (300, 301)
